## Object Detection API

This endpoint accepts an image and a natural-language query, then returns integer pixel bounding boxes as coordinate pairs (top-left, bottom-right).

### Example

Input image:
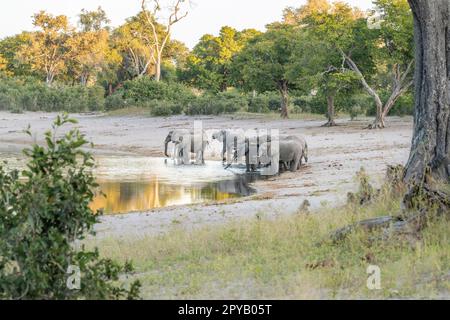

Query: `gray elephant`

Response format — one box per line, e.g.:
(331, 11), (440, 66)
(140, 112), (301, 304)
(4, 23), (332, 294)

(212, 130), (246, 165)
(164, 129), (208, 165)
(259, 136), (308, 174)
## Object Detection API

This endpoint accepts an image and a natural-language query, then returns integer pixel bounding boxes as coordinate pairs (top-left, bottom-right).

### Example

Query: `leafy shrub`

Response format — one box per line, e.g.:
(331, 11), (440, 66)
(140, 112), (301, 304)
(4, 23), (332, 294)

(185, 91), (247, 115)
(150, 100), (184, 117)
(249, 92), (282, 112)
(293, 95), (326, 114)
(248, 95), (270, 113)
(0, 114), (140, 299)
(390, 92), (414, 116)
(0, 78), (105, 112)
(121, 76), (195, 104)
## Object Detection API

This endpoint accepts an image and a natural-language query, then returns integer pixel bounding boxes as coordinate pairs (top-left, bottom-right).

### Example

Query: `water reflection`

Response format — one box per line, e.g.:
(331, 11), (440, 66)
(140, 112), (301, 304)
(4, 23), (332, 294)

(90, 159), (257, 215)
(91, 178), (252, 214)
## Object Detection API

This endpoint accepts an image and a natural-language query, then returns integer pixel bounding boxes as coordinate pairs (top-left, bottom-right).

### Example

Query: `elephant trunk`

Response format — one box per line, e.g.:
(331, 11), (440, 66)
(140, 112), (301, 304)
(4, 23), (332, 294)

(164, 136), (171, 158)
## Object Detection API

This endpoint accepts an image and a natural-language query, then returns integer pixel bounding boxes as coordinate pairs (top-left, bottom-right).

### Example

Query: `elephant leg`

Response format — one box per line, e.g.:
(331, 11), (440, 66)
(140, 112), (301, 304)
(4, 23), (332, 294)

(291, 155), (301, 172)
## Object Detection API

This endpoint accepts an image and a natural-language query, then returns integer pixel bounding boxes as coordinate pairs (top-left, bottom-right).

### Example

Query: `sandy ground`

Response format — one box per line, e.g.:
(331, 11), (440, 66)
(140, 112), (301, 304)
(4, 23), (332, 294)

(0, 111), (413, 238)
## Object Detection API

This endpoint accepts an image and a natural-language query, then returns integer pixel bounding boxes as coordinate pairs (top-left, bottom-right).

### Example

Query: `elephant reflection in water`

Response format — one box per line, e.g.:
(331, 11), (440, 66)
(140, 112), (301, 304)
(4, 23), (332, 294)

(214, 178), (254, 197)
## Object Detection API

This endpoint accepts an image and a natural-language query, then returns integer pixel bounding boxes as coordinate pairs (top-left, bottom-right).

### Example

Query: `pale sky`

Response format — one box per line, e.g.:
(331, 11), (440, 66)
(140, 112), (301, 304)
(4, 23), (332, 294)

(0, 0), (374, 49)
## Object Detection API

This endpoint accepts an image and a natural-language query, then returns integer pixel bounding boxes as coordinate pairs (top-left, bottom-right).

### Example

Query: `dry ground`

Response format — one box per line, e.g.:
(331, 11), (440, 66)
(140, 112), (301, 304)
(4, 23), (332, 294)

(0, 111), (413, 238)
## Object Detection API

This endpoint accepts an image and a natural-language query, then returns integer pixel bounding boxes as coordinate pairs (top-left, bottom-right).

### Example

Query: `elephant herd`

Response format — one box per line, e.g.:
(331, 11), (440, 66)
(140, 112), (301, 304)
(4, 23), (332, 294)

(164, 129), (308, 175)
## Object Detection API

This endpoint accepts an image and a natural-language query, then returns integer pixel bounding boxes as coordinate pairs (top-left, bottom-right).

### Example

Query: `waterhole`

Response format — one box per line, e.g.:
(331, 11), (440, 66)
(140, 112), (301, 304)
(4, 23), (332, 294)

(91, 157), (258, 215)
(1, 154), (259, 215)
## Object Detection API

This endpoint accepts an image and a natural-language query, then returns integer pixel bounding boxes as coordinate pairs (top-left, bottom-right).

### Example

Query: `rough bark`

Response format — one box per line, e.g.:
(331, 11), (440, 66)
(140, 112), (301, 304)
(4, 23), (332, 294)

(404, 0), (450, 184)
(323, 94), (337, 127)
(279, 81), (290, 119)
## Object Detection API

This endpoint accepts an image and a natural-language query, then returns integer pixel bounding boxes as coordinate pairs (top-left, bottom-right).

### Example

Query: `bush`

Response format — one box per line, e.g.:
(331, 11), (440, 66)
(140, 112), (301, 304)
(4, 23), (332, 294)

(247, 92), (279, 113)
(185, 92), (247, 115)
(121, 76), (195, 104)
(293, 95), (327, 114)
(150, 100), (184, 117)
(0, 114), (140, 299)
(0, 78), (105, 112)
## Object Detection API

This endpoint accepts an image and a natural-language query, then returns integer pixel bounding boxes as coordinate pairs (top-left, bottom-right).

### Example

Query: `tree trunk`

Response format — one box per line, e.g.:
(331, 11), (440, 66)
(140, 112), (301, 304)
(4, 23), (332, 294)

(155, 56), (162, 82)
(323, 94), (337, 127)
(279, 81), (289, 119)
(404, 0), (450, 184)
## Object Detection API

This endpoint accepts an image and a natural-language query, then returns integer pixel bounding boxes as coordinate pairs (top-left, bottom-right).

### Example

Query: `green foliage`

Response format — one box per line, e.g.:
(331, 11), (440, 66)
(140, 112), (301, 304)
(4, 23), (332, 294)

(186, 91), (247, 116)
(120, 76), (194, 104)
(0, 78), (105, 112)
(292, 94), (327, 114)
(0, 114), (140, 299)
(232, 24), (298, 94)
(181, 27), (261, 92)
(248, 92), (281, 113)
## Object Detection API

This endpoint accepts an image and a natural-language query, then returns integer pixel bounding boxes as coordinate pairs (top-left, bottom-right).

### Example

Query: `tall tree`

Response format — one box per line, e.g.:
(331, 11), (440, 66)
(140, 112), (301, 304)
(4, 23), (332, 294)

(141, 0), (189, 82)
(78, 6), (110, 32)
(232, 24), (299, 118)
(404, 0), (450, 183)
(66, 29), (110, 86)
(0, 33), (34, 77)
(182, 27), (261, 92)
(341, 0), (414, 129)
(18, 11), (72, 85)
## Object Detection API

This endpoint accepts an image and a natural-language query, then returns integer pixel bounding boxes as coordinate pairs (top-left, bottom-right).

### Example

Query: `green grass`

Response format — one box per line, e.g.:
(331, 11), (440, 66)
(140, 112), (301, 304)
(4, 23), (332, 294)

(89, 188), (450, 300)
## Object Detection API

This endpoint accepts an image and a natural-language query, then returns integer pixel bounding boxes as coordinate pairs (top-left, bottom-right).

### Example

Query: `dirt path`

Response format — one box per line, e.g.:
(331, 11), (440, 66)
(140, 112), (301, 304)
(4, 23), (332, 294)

(0, 111), (413, 238)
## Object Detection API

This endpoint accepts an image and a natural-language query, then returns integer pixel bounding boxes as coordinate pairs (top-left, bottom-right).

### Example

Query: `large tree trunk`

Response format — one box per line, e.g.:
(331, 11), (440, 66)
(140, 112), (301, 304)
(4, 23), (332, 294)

(323, 94), (337, 127)
(404, 0), (450, 184)
(279, 81), (290, 119)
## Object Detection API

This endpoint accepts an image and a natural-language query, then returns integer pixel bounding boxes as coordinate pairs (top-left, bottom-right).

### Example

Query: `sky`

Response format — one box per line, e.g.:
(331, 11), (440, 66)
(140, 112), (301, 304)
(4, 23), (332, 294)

(0, 0), (374, 49)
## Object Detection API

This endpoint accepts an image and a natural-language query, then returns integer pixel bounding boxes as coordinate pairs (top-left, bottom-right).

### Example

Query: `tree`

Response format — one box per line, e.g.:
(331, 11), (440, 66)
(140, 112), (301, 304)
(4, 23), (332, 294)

(232, 24), (299, 118)
(0, 54), (7, 75)
(79, 6), (110, 32)
(283, 0), (331, 25)
(341, 0), (415, 129)
(66, 30), (110, 86)
(66, 9), (112, 86)
(182, 27), (261, 92)
(289, 31), (359, 126)
(404, 0), (450, 184)
(18, 11), (72, 85)
(113, 12), (158, 79)
(0, 33), (34, 77)
(141, 0), (189, 82)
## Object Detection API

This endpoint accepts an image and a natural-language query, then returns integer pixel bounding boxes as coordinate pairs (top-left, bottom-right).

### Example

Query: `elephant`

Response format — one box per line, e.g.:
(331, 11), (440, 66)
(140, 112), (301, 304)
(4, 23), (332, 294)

(284, 135), (308, 168)
(259, 137), (307, 175)
(164, 129), (208, 165)
(212, 130), (247, 165)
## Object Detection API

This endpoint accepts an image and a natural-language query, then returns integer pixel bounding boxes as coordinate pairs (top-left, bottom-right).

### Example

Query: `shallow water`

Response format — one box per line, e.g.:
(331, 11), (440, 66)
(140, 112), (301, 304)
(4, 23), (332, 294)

(0, 153), (259, 215)
(91, 157), (257, 215)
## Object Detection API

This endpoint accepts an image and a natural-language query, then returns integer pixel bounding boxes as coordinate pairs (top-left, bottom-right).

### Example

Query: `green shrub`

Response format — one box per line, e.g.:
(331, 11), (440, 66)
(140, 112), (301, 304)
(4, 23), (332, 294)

(0, 78), (105, 112)
(0, 114), (140, 299)
(248, 92), (282, 113)
(121, 76), (195, 104)
(186, 92), (247, 115)
(293, 95), (326, 114)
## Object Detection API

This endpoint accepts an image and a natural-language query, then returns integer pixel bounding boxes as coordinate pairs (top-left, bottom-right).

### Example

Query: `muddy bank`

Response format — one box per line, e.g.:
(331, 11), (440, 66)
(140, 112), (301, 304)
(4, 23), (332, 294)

(0, 111), (413, 238)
